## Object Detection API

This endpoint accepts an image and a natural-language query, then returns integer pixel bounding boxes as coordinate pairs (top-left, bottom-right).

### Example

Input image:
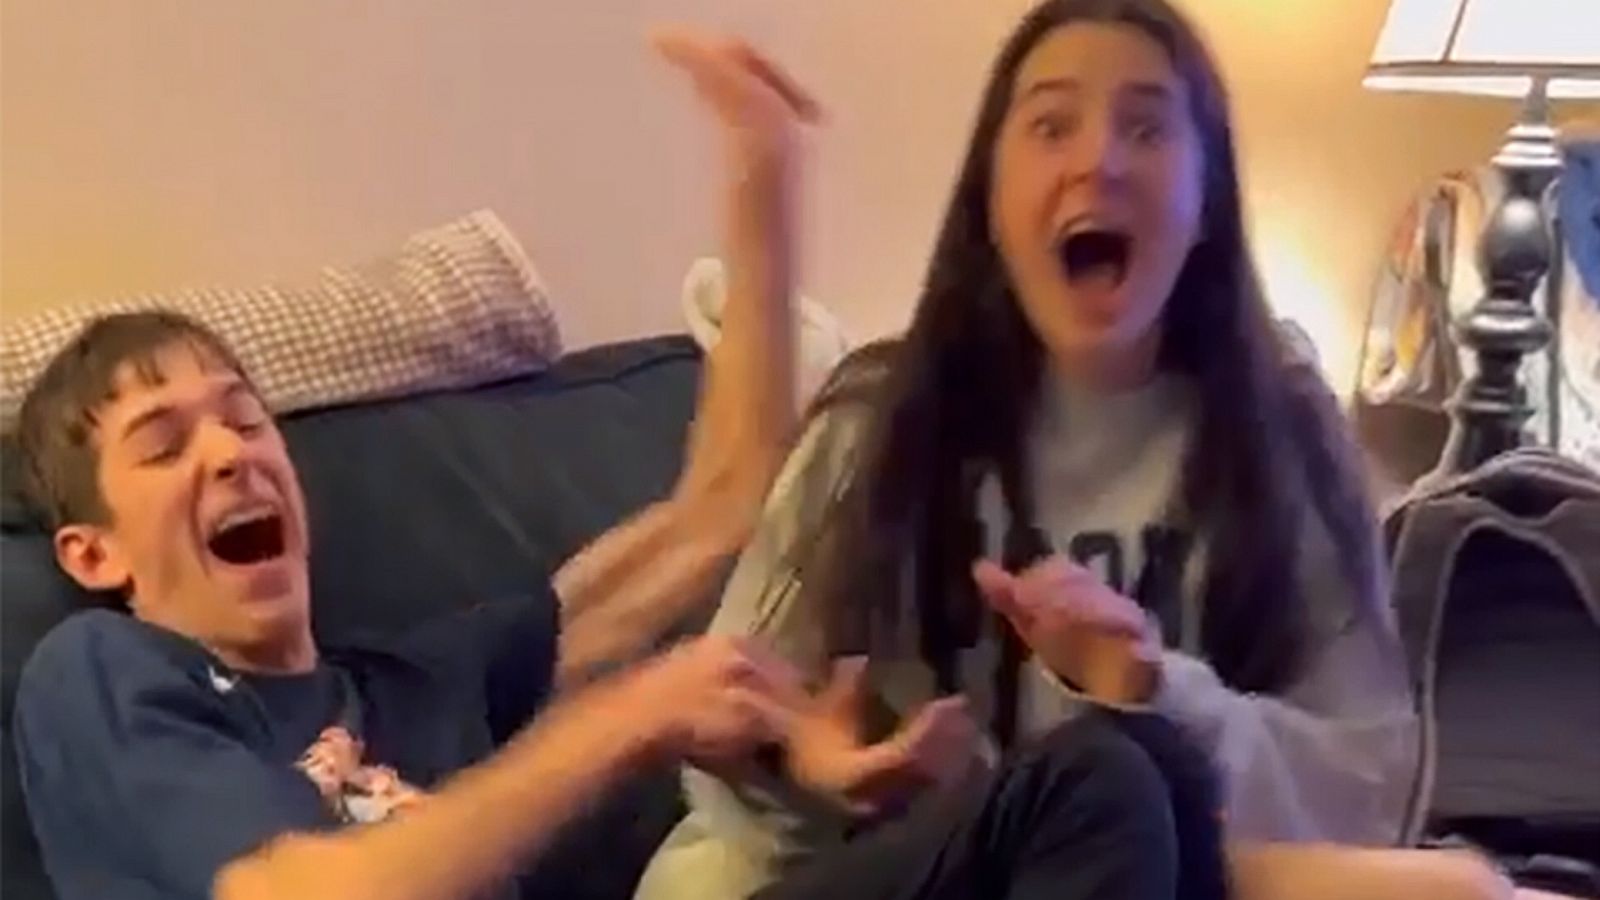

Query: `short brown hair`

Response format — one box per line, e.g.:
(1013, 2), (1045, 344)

(16, 311), (254, 529)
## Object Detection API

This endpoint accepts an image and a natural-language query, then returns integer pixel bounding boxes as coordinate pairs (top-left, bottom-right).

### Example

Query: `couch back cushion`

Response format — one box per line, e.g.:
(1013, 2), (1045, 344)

(1, 335), (702, 900)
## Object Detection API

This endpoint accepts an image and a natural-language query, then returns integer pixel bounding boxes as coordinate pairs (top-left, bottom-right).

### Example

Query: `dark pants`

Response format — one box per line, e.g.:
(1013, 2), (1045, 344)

(756, 709), (1229, 900)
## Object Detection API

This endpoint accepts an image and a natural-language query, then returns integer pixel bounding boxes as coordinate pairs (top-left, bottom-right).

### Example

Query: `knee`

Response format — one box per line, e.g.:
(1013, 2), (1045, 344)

(1025, 710), (1216, 810)
(1013, 710), (1173, 822)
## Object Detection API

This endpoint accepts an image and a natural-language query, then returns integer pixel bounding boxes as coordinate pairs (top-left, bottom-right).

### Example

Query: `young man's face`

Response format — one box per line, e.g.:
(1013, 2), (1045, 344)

(54, 341), (315, 670)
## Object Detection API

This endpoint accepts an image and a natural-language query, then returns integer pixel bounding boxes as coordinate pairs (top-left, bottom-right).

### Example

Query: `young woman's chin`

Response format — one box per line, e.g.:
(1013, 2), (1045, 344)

(1033, 291), (1158, 347)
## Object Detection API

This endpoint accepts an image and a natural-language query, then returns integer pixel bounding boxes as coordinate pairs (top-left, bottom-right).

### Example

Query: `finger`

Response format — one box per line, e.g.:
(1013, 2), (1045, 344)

(1024, 554), (1078, 583)
(730, 639), (811, 705)
(842, 698), (972, 806)
(729, 42), (823, 122)
(648, 26), (719, 73)
(720, 685), (795, 746)
(650, 38), (713, 93)
(972, 560), (1032, 628)
(971, 559), (1014, 599)
(819, 655), (870, 717)
(1081, 590), (1149, 634)
(1029, 556), (1113, 598)
(888, 696), (972, 760)
(1029, 576), (1144, 636)
(836, 697), (974, 815)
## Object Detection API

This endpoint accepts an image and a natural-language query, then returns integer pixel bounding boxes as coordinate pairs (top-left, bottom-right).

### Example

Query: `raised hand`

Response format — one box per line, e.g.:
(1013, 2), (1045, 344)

(783, 657), (982, 818)
(651, 26), (822, 165)
(973, 556), (1163, 705)
(651, 28), (818, 536)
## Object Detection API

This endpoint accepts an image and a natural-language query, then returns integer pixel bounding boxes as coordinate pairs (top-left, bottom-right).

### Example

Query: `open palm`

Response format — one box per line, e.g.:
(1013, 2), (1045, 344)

(652, 27), (822, 160)
(784, 658), (980, 818)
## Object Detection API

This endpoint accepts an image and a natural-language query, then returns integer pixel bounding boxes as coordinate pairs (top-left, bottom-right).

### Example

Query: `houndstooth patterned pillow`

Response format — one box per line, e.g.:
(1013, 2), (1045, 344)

(1, 210), (561, 434)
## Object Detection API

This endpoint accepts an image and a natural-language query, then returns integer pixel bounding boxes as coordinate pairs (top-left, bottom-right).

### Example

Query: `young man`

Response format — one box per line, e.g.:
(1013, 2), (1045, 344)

(10, 32), (816, 900)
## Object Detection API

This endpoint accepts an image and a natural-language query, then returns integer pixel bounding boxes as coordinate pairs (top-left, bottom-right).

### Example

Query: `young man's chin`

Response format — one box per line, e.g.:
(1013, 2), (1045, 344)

(213, 559), (312, 627)
(236, 557), (304, 598)
(235, 589), (315, 655)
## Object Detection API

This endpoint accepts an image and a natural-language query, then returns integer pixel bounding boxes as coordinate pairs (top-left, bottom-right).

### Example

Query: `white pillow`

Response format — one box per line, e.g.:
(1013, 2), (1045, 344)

(680, 256), (852, 408)
(0, 210), (560, 433)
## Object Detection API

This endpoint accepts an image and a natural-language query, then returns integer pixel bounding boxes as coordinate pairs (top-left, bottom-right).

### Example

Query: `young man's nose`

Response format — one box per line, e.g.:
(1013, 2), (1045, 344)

(195, 420), (247, 481)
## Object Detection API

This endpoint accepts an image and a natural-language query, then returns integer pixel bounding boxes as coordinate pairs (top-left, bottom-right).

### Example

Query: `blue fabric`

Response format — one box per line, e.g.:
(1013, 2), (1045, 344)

(2, 335), (705, 900)
(15, 596), (553, 900)
(1561, 140), (1600, 305)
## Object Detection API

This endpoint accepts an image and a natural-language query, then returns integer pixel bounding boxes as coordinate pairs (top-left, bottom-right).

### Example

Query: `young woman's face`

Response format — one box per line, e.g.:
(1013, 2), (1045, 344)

(988, 22), (1206, 381)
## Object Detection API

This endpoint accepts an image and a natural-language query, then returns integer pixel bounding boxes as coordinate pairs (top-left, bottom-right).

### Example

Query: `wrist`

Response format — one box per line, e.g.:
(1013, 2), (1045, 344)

(725, 132), (798, 186)
(596, 660), (686, 768)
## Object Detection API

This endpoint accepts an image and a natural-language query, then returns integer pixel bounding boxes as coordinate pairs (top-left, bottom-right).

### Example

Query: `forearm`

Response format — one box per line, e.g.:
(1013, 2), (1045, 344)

(554, 498), (743, 688)
(1228, 843), (1513, 900)
(553, 148), (801, 688)
(216, 672), (669, 900)
(1154, 651), (1418, 844)
(554, 501), (683, 624)
(675, 146), (800, 511)
(714, 146), (798, 447)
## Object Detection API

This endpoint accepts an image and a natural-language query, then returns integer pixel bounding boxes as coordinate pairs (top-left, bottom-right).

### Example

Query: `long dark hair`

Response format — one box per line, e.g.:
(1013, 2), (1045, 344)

(786, 0), (1379, 732)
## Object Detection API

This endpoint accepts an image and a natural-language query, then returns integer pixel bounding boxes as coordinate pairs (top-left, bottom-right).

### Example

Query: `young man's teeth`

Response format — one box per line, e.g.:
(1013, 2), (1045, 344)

(217, 508), (273, 532)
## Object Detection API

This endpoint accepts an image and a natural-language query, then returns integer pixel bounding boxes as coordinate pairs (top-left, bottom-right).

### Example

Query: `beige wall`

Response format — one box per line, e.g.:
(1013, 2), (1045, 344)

(0, 0), (1568, 395)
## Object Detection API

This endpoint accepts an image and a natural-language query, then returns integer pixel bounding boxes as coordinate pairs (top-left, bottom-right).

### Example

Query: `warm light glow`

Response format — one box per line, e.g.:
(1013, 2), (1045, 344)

(1252, 228), (1357, 400)
(1366, 0), (1600, 99)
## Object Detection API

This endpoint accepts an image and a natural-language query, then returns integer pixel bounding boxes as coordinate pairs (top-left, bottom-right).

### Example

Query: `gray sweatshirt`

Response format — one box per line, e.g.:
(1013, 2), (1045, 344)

(635, 371), (1420, 900)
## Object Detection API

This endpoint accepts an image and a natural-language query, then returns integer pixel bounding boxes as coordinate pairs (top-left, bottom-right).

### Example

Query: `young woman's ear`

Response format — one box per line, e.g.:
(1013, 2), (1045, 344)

(54, 525), (131, 593)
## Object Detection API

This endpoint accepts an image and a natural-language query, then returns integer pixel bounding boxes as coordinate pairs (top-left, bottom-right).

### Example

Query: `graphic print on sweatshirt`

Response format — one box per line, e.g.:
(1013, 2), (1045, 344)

(1058, 524), (1196, 642)
(294, 726), (426, 824)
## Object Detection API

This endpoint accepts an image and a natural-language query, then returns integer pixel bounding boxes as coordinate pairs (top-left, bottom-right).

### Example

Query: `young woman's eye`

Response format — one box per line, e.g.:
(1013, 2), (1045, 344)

(1030, 111), (1075, 142)
(1126, 113), (1170, 145)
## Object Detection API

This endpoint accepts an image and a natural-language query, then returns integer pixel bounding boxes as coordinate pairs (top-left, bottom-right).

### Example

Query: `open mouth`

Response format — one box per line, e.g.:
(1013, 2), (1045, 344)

(1057, 229), (1133, 289)
(207, 507), (287, 566)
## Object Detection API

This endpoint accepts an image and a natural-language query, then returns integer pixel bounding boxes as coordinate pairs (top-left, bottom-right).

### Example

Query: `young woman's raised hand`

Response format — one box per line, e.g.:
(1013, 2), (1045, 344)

(973, 557), (1163, 705)
(652, 27), (822, 166)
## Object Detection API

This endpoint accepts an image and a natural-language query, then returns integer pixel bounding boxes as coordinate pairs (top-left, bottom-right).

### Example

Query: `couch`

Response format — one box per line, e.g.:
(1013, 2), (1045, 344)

(1, 335), (709, 900)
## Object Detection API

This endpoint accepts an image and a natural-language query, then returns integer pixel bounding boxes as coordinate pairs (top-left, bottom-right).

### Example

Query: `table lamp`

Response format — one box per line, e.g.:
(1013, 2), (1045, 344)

(1365, 0), (1600, 473)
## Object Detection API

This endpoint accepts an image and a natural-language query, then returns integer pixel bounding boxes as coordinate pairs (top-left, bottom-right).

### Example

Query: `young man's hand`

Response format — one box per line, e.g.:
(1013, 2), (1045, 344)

(974, 557), (1164, 706)
(783, 658), (982, 818)
(626, 636), (806, 771)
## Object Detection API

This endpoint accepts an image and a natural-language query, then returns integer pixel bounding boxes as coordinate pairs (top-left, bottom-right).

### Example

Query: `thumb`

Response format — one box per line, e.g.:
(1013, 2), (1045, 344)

(851, 696), (969, 785)
(890, 696), (970, 755)
(649, 27), (738, 100)
(972, 560), (1030, 628)
(971, 559), (1014, 602)
(818, 656), (870, 722)
(649, 27), (708, 74)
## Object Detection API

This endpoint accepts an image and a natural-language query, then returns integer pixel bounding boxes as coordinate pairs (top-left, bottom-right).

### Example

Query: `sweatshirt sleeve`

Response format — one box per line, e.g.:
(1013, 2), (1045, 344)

(636, 404), (870, 900)
(1150, 513), (1421, 846)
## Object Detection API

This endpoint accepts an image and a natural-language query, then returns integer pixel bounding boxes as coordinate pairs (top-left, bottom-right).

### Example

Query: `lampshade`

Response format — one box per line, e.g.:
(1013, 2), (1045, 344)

(1365, 0), (1600, 100)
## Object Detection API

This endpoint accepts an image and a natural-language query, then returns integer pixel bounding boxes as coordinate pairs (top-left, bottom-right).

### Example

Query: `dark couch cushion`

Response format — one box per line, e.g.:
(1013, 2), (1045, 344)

(2, 335), (703, 900)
